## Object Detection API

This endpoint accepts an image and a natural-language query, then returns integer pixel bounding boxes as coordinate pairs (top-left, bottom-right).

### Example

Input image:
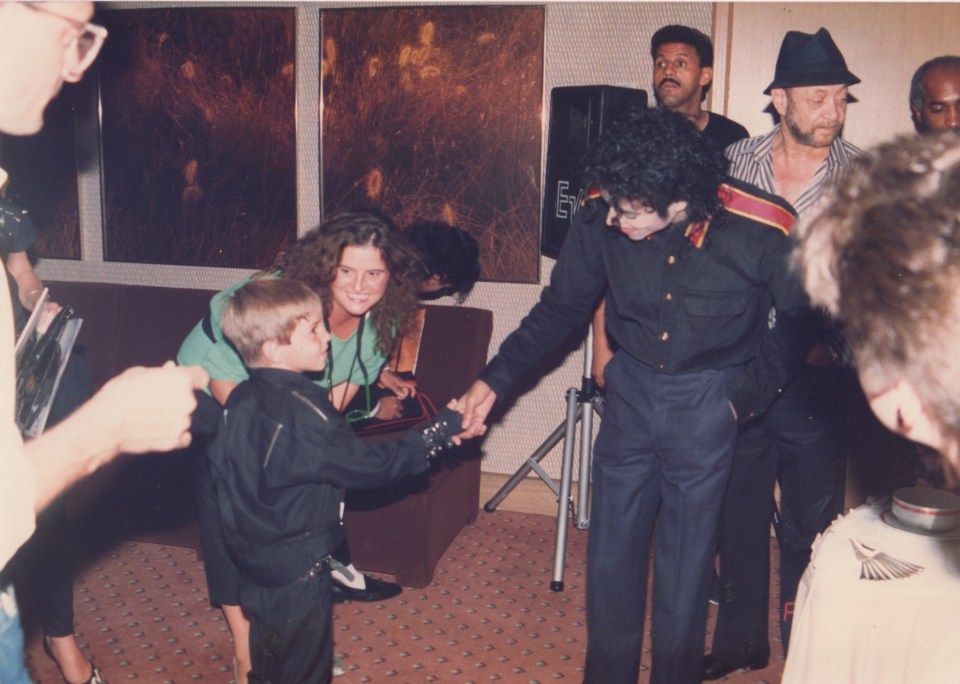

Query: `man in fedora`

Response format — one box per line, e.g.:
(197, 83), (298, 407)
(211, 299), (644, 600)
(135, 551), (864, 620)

(704, 27), (866, 680)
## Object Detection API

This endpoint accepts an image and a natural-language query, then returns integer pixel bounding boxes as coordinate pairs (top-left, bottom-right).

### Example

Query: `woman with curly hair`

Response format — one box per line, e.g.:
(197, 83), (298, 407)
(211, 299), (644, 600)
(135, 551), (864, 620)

(178, 210), (425, 683)
(274, 211), (425, 413)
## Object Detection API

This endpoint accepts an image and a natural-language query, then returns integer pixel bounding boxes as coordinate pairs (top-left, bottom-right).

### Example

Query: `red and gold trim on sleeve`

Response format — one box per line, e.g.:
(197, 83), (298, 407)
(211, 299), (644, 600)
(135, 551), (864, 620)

(685, 183), (796, 249)
(718, 183), (796, 236)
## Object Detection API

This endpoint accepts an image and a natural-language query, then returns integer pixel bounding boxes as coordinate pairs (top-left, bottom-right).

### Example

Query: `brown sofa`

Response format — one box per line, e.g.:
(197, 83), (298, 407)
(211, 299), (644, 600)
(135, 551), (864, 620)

(51, 280), (492, 588)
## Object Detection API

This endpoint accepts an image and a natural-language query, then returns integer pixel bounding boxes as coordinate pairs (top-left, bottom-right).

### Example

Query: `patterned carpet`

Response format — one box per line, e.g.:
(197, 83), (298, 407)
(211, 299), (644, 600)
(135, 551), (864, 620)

(20, 510), (785, 683)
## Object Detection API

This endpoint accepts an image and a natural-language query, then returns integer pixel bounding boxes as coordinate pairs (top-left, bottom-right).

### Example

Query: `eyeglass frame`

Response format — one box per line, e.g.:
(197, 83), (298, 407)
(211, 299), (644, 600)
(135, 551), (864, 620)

(21, 2), (108, 75)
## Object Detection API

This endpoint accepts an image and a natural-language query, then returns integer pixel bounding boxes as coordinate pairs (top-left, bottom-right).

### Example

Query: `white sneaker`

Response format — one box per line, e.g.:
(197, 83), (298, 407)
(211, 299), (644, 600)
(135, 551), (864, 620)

(333, 653), (346, 677)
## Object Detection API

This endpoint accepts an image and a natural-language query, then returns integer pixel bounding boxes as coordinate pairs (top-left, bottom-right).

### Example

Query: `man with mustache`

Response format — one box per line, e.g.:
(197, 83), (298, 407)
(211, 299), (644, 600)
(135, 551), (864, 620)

(704, 28), (865, 680)
(651, 24), (748, 152)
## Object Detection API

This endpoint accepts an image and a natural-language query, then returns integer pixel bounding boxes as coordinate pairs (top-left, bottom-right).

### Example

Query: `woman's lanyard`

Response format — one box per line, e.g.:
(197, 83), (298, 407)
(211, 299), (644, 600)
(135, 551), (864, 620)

(328, 313), (372, 423)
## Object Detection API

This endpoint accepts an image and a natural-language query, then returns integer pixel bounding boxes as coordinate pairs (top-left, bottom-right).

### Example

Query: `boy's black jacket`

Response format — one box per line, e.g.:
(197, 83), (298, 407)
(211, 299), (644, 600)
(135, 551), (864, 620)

(208, 367), (437, 588)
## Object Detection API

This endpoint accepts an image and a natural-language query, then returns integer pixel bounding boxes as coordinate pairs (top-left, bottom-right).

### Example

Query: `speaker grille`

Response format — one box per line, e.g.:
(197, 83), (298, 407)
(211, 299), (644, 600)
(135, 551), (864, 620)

(541, 86), (647, 258)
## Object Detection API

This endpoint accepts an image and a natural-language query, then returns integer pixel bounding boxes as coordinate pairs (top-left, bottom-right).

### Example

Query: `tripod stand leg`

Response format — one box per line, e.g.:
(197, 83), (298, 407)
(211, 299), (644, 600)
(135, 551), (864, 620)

(483, 416), (571, 512)
(575, 397), (595, 530)
(551, 387), (579, 592)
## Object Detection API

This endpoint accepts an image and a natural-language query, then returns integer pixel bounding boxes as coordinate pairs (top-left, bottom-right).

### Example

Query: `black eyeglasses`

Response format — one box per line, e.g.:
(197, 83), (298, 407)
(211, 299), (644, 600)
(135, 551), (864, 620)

(22, 2), (108, 74)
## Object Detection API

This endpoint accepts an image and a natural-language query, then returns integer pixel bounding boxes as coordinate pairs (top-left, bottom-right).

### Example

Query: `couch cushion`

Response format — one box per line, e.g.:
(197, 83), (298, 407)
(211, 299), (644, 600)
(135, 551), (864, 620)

(47, 281), (215, 390)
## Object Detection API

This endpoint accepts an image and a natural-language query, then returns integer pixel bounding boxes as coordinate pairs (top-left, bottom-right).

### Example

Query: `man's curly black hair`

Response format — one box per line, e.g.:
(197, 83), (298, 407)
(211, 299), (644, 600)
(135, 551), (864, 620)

(583, 107), (727, 224)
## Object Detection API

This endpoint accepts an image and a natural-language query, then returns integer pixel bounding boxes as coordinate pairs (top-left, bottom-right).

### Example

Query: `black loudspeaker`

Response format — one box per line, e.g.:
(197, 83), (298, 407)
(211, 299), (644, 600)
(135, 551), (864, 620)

(540, 85), (648, 258)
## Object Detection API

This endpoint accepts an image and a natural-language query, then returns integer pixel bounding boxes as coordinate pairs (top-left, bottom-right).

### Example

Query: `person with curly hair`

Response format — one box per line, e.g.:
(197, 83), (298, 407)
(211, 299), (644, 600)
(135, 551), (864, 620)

(794, 132), (960, 474)
(273, 212), (425, 414)
(405, 220), (480, 303)
(178, 211), (425, 683)
(456, 106), (810, 684)
(592, 25), (750, 391)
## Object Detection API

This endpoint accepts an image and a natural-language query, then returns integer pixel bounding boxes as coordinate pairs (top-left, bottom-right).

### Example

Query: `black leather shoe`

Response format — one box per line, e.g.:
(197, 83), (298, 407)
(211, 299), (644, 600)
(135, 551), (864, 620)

(331, 575), (402, 603)
(702, 654), (769, 680)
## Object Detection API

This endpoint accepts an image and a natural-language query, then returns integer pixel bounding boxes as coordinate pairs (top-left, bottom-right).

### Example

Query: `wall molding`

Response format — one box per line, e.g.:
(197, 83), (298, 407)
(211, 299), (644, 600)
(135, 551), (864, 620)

(479, 472), (585, 518)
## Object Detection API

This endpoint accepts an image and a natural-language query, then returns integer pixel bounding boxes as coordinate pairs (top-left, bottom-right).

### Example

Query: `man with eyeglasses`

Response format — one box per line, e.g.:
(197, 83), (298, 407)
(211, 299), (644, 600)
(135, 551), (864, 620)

(0, 2), (106, 136)
(456, 106), (809, 684)
(0, 3), (206, 682)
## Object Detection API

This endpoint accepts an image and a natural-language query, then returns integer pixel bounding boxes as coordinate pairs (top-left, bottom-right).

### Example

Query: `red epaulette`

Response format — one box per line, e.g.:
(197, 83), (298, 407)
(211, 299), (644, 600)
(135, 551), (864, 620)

(580, 185), (602, 207)
(717, 183), (796, 236)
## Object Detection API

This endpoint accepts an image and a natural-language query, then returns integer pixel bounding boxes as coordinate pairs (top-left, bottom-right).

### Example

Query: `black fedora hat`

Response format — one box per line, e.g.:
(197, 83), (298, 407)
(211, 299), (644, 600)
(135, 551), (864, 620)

(763, 27), (860, 94)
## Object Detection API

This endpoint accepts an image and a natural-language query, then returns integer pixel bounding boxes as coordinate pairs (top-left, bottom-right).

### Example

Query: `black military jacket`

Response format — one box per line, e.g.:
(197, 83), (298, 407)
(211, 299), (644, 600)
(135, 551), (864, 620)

(480, 178), (810, 423)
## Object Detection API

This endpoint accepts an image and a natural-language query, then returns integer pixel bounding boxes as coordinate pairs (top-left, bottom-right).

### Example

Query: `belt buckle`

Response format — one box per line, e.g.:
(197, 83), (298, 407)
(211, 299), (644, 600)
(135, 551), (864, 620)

(298, 555), (332, 582)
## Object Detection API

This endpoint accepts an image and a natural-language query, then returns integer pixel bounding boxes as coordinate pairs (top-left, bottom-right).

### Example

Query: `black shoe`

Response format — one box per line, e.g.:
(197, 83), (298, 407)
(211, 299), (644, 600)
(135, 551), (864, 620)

(331, 575), (402, 603)
(702, 653), (769, 681)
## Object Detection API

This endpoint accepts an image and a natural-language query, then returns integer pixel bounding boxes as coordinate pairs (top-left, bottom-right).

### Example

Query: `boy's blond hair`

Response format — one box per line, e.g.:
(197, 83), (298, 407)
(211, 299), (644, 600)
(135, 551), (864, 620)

(221, 278), (323, 368)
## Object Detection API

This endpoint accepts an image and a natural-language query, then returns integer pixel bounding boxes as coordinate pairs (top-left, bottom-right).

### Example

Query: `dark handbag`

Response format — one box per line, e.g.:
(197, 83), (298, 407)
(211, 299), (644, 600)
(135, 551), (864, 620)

(349, 380), (439, 437)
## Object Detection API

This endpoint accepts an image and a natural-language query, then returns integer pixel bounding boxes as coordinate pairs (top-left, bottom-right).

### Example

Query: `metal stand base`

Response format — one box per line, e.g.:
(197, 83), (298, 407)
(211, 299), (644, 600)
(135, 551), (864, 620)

(483, 326), (603, 591)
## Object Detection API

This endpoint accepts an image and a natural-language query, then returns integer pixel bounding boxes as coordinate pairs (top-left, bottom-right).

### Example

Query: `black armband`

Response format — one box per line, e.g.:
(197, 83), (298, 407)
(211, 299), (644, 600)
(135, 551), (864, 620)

(419, 407), (460, 458)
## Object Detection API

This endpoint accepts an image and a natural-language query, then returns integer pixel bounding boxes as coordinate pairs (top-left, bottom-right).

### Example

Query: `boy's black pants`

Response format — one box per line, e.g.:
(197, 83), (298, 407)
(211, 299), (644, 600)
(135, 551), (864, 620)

(242, 571), (334, 684)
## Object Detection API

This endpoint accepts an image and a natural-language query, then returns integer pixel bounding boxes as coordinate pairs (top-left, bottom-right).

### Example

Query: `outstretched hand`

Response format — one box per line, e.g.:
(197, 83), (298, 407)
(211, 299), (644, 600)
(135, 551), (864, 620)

(95, 361), (209, 455)
(26, 362), (209, 514)
(452, 379), (496, 442)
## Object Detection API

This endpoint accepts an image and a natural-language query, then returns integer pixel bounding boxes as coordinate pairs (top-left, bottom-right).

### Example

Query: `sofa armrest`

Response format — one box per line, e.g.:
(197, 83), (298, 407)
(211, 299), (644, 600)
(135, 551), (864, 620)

(408, 304), (493, 403)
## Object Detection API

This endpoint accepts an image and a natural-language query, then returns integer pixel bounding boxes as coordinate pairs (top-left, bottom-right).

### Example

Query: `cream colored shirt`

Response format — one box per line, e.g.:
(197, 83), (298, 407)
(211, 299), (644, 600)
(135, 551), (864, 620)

(0, 270), (37, 569)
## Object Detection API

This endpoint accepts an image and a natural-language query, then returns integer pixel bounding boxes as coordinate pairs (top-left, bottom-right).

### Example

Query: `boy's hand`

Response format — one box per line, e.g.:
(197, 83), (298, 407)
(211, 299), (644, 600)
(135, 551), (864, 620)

(444, 399), (464, 446)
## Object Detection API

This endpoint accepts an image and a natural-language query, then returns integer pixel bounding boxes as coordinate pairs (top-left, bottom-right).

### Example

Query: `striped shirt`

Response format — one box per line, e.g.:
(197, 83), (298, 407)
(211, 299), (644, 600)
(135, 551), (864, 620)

(724, 124), (865, 218)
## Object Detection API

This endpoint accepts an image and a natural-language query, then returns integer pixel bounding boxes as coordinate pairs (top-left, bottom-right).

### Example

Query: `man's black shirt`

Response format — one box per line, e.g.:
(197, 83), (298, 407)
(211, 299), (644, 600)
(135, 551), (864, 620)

(480, 178), (810, 423)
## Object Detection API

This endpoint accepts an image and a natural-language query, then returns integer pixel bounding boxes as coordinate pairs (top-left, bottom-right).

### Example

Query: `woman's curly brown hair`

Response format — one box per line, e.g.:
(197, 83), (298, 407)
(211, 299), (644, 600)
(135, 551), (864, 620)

(271, 211), (427, 354)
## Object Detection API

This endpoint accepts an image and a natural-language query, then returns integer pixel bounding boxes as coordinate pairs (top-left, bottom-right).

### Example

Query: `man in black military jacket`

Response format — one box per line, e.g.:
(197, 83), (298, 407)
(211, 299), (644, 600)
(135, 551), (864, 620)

(457, 107), (810, 684)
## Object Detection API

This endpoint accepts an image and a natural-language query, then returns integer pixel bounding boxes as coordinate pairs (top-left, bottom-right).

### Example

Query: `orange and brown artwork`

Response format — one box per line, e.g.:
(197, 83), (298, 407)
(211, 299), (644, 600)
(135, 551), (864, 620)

(321, 7), (545, 283)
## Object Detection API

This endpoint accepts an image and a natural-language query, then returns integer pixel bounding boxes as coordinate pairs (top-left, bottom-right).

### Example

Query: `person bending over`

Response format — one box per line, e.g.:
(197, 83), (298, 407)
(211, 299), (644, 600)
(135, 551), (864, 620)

(457, 107), (810, 684)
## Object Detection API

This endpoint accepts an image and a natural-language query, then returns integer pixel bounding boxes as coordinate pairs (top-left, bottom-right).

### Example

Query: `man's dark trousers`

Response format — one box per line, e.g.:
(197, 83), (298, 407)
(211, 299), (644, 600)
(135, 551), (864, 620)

(583, 353), (737, 684)
(711, 364), (848, 663)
